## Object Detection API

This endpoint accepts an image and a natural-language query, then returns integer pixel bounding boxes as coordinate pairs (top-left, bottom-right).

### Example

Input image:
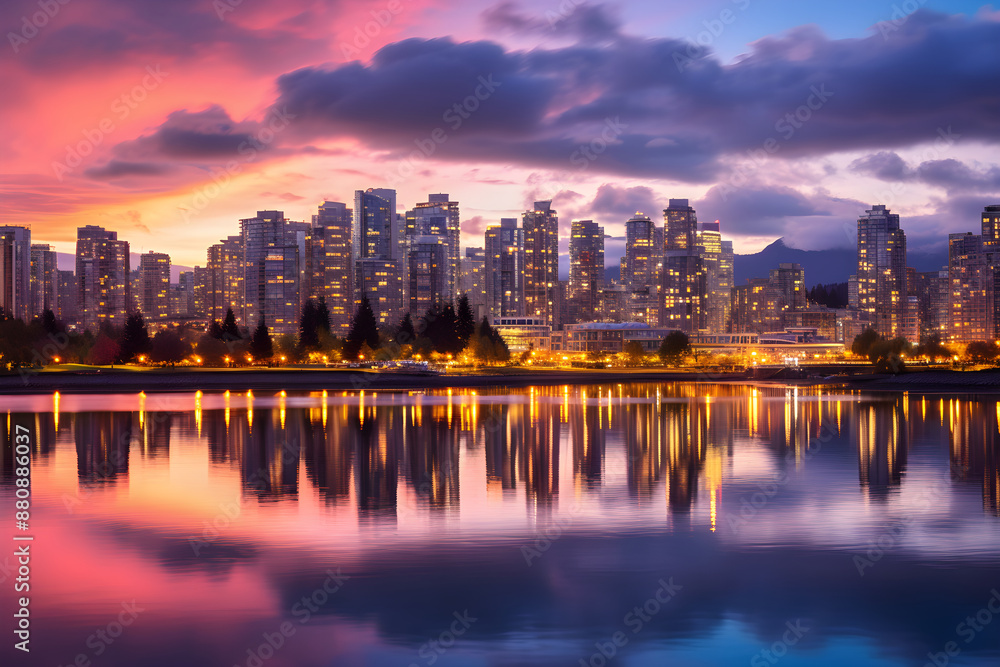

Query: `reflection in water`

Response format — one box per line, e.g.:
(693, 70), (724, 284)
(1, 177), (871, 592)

(4, 385), (1000, 518)
(4, 385), (1000, 667)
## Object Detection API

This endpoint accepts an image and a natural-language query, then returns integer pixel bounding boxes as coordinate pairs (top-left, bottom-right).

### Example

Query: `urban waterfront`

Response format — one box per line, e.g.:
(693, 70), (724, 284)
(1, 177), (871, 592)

(2, 383), (1000, 666)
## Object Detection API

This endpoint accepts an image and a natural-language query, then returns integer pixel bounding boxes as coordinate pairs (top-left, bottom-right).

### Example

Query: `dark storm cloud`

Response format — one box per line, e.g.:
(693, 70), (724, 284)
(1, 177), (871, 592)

(107, 106), (262, 165)
(481, 1), (622, 41)
(84, 160), (172, 180)
(589, 183), (662, 219)
(88, 10), (1000, 185)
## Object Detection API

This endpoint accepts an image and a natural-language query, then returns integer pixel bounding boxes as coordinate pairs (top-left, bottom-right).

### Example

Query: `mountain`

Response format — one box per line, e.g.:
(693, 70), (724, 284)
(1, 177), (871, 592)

(734, 238), (948, 287)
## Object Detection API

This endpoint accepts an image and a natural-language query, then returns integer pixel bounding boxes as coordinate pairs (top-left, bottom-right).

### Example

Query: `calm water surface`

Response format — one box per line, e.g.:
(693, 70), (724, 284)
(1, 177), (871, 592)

(2, 383), (1000, 666)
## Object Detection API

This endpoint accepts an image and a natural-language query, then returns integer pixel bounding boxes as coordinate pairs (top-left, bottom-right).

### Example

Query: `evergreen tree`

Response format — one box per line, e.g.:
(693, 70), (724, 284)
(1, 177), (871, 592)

(396, 312), (417, 345)
(298, 299), (321, 351)
(249, 318), (274, 361)
(41, 309), (63, 336)
(344, 294), (379, 359)
(118, 311), (151, 363)
(456, 294), (475, 348)
(316, 297), (331, 334)
(209, 319), (225, 340)
(222, 308), (241, 341)
(658, 330), (690, 363)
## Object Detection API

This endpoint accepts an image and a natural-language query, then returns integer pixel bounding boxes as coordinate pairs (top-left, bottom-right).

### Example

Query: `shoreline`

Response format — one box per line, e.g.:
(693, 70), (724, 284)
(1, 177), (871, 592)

(1, 367), (998, 396)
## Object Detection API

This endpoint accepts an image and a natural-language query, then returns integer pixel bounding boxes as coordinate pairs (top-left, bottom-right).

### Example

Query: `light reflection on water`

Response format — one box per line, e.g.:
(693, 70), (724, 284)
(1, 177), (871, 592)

(2, 383), (1000, 667)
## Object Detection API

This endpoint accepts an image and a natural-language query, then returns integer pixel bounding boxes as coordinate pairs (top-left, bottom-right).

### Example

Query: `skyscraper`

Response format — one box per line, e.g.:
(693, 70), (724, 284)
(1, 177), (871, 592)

(137, 252), (171, 321)
(57, 269), (77, 323)
(459, 247), (487, 321)
(662, 199), (706, 332)
(0, 226), (31, 321)
(568, 220), (604, 323)
(485, 218), (524, 320)
(623, 213), (660, 325)
(310, 201), (354, 334)
(407, 234), (450, 316)
(411, 194), (460, 302)
(241, 210), (301, 333)
(29, 243), (58, 318)
(857, 204), (907, 338)
(696, 220), (734, 333)
(354, 189), (402, 325)
(76, 225), (130, 331)
(522, 201), (559, 329)
(982, 204), (1000, 248)
(206, 235), (244, 322)
(948, 232), (997, 343)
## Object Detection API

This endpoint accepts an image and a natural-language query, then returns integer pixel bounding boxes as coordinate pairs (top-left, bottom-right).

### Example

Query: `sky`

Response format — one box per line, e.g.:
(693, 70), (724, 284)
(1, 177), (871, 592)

(2, 0), (999, 270)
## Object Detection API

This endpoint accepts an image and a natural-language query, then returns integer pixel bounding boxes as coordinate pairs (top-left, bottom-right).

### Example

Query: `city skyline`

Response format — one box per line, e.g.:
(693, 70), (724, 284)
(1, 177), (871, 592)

(2, 1), (999, 270)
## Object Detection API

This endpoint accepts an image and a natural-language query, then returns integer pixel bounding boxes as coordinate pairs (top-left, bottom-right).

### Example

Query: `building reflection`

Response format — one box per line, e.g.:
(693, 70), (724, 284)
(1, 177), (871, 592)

(856, 398), (908, 499)
(74, 412), (133, 485)
(484, 403), (519, 492)
(406, 400), (460, 508)
(949, 398), (1000, 516)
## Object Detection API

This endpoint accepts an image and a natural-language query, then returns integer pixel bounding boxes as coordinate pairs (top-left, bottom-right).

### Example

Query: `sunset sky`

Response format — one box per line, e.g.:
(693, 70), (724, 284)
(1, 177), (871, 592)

(2, 0), (998, 269)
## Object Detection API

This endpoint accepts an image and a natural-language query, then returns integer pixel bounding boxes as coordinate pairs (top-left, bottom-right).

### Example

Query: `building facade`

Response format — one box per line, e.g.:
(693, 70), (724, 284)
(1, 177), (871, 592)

(485, 218), (524, 320)
(568, 219), (604, 323)
(857, 204), (907, 337)
(522, 201), (559, 329)
(76, 225), (130, 331)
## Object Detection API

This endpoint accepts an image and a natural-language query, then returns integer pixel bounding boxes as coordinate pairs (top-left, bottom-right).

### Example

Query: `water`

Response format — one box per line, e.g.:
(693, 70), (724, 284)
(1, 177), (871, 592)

(2, 383), (1000, 667)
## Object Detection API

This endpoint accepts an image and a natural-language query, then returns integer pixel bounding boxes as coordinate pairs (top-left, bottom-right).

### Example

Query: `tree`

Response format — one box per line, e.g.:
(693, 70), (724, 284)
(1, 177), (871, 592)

(420, 303), (461, 354)
(222, 308), (241, 340)
(658, 330), (690, 363)
(396, 312), (417, 346)
(624, 340), (646, 366)
(456, 294), (476, 349)
(195, 334), (229, 366)
(315, 298), (331, 335)
(915, 333), (951, 361)
(40, 309), (63, 336)
(851, 328), (881, 357)
(467, 317), (510, 364)
(344, 294), (379, 360)
(966, 341), (999, 364)
(89, 332), (121, 365)
(117, 311), (151, 363)
(149, 329), (191, 364)
(249, 318), (274, 362)
(298, 299), (322, 351)
(868, 335), (911, 373)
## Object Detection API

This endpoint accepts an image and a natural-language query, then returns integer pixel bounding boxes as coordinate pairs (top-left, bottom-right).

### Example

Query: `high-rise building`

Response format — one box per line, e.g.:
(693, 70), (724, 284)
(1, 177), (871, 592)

(485, 218), (524, 320)
(662, 199), (706, 332)
(178, 271), (195, 317)
(411, 194), (460, 302)
(29, 243), (58, 318)
(909, 268), (949, 340)
(0, 226), (31, 321)
(623, 213), (660, 325)
(354, 189), (402, 325)
(76, 225), (130, 331)
(309, 201), (354, 334)
(568, 220), (604, 323)
(522, 201), (559, 329)
(407, 235), (451, 316)
(982, 204), (1000, 248)
(57, 270), (77, 323)
(730, 263), (805, 334)
(241, 211), (301, 333)
(696, 220), (734, 333)
(205, 235), (244, 323)
(137, 252), (170, 321)
(948, 232), (997, 343)
(857, 204), (907, 337)
(459, 247), (487, 322)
